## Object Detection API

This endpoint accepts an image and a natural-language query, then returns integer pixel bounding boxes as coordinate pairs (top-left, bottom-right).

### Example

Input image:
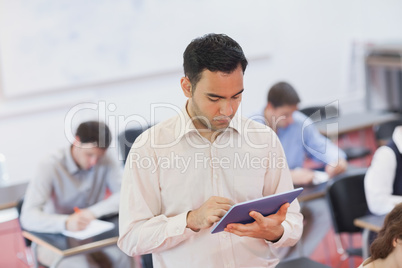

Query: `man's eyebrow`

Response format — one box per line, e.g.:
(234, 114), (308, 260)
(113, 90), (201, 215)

(206, 89), (244, 99)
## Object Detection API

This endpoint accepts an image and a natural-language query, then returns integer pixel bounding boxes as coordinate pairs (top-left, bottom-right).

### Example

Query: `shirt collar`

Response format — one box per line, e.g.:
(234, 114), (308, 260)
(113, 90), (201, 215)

(393, 126), (402, 153)
(65, 146), (80, 174)
(175, 102), (242, 140)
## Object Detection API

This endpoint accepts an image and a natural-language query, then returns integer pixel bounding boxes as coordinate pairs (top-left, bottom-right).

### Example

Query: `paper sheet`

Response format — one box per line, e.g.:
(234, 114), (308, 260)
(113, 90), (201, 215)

(312, 171), (330, 185)
(62, 219), (115, 240)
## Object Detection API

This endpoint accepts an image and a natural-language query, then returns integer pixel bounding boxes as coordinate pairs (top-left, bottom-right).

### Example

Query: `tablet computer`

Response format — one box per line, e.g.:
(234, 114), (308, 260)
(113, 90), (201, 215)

(211, 187), (303, 234)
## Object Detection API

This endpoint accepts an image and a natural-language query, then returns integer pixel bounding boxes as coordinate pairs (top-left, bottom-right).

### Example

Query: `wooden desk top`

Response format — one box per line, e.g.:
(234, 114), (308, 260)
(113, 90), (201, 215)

(354, 214), (386, 233)
(315, 111), (400, 137)
(22, 216), (119, 257)
(297, 167), (367, 203)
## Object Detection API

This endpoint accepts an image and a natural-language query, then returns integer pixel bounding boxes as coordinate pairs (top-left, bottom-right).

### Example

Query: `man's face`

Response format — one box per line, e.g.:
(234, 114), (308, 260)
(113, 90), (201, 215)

(72, 141), (106, 170)
(183, 65), (244, 132)
(264, 104), (298, 129)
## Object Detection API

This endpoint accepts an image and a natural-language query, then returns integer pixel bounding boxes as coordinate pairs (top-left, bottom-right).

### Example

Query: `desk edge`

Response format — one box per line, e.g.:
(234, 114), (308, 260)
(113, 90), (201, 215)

(354, 218), (382, 233)
(22, 231), (64, 256)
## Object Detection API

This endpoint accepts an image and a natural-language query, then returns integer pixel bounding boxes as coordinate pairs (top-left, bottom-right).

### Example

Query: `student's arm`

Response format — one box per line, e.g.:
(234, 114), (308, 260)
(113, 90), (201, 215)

(20, 162), (69, 233)
(302, 118), (347, 175)
(290, 168), (315, 185)
(365, 146), (402, 215)
(325, 158), (347, 178)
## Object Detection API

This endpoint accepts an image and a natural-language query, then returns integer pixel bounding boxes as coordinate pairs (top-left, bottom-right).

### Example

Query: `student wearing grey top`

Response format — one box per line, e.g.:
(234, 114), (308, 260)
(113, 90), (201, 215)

(21, 121), (133, 268)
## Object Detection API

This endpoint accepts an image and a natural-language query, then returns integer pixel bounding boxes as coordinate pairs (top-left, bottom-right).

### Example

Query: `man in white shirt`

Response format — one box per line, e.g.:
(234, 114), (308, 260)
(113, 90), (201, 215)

(365, 126), (402, 215)
(118, 33), (303, 267)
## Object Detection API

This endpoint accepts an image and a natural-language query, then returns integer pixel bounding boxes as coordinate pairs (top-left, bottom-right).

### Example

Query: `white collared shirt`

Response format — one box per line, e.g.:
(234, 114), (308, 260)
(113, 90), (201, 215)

(118, 107), (303, 268)
(365, 126), (402, 215)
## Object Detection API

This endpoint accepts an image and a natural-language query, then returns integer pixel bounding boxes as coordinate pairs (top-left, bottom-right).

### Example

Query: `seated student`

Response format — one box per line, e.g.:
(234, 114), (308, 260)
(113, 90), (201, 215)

(21, 121), (133, 268)
(358, 202), (402, 267)
(365, 126), (402, 215)
(263, 81), (347, 185)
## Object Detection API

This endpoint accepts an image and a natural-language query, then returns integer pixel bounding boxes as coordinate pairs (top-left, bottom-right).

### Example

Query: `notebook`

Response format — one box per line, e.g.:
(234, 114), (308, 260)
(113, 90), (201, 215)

(62, 219), (115, 240)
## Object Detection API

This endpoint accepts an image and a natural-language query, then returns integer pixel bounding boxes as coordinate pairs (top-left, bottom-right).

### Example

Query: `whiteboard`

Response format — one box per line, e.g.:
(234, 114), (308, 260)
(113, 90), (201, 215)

(0, 0), (271, 98)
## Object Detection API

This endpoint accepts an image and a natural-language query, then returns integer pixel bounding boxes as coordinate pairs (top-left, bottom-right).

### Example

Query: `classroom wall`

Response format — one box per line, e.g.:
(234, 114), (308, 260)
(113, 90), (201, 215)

(1, 0), (402, 182)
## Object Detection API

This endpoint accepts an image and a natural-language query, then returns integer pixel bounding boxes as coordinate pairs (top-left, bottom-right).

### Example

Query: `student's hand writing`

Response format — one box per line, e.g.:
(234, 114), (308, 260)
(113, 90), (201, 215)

(186, 196), (234, 232)
(291, 168), (314, 185)
(66, 209), (95, 231)
(325, 158), (347, 178)
(224, 203), (290, 242)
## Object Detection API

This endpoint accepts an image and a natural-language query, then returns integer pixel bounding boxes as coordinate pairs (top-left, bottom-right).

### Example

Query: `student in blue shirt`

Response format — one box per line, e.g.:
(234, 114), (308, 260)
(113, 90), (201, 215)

(263, 82), (347, 185)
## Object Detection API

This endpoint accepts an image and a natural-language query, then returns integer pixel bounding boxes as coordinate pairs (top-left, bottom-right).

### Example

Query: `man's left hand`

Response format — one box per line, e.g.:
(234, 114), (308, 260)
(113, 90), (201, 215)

(325, 158), (348, 178)
(224, 203), (289, 242)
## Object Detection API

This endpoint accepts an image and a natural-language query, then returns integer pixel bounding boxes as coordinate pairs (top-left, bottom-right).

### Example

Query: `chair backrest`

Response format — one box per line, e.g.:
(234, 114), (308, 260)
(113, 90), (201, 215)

(373, 119), (402, 147)
(277, 257), (330, 268)
(118, 126), (150, 164)
(326, 168), (369, 234)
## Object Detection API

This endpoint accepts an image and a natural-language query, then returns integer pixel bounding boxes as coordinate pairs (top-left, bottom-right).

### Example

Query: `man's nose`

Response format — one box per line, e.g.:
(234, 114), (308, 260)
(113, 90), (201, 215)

(220, 101), (233, 116)
(89, 156), (98, 166)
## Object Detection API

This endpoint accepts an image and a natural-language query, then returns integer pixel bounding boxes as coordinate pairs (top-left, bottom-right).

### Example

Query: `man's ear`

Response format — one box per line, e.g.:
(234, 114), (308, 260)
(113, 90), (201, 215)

(180, 77), (192, 98)
(393, 237), (398, 247)
(73, 136), (81, 146)
(264, 102), (273, 113)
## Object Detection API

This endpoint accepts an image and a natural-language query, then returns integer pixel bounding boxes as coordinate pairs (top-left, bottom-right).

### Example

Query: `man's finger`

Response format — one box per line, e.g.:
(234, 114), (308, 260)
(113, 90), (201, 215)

(214, 196), (235, 206)
(215, 208), (229, 218)
(218, 204), (232, 212)
(207, 215), (221, 225)
(249, 211), (264, 224)
(225, 227), (249, 237)
(276, 203), (290, 218)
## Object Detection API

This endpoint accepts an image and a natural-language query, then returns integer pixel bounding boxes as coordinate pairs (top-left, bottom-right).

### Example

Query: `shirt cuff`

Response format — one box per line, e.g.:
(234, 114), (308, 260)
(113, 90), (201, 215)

(166, 211), (194, 237)
(265, 221), (291, 247)
(59, 215), (70, 231)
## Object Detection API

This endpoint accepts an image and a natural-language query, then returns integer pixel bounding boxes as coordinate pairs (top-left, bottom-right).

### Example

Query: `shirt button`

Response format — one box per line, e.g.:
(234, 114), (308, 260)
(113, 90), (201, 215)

(214, 174), (218, 179)
(154, 241), (158, 245)
(176, 229), (180, 234)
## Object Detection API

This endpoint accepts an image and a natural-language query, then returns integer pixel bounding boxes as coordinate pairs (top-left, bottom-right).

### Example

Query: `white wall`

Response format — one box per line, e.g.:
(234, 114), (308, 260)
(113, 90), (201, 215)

(1, 0), (402, 182)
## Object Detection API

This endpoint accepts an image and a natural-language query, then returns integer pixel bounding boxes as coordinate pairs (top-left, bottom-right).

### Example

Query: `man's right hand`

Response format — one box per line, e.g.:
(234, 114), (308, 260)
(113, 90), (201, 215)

(186, 196), (234, 232)
(65, 209), (95, 231)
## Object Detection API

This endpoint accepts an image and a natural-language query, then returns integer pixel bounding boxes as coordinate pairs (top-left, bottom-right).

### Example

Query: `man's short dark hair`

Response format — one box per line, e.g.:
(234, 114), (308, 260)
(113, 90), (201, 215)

(183, 33), (248, 90)
(75, 121), (111, 149)
(267, 82), (301, 108)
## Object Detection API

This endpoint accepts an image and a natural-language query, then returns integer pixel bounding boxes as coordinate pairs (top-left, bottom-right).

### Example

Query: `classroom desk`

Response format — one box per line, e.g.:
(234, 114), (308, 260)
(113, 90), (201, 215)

(0, 181), (28, 210)
(297, 181), (328, 202)
(354, 214), (386, 260)
(315, 111), (399, 137)
(296, 166), (365, 202)
(22, 215), (119, 268)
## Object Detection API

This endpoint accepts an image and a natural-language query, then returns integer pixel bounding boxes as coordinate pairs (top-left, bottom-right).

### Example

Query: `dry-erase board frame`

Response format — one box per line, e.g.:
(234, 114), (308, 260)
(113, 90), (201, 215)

(211, 187), (303, 234)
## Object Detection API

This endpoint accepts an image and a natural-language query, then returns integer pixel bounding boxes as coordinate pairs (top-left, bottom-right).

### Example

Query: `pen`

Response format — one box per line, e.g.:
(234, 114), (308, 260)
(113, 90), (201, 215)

(74, 207), (81, 213)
